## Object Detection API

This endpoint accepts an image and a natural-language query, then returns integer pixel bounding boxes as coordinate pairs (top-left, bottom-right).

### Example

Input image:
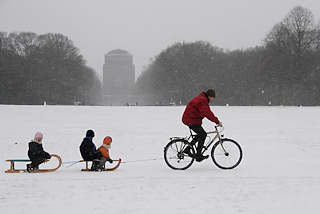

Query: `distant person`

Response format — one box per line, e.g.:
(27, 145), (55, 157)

(182, 89), (222, 162)
(26, 132), (51, 172)
(91, 136), (113, 171)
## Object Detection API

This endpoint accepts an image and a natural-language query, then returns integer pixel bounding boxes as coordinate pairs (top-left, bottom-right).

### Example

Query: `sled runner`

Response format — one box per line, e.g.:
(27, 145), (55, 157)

(81, 158), (122, 172)
(5, 154), (62, 173)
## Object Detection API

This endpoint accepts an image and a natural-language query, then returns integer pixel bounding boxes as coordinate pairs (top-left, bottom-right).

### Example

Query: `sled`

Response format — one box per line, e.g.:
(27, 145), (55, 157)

(5, 154), (62, 173)
(81, 158), (122, 172)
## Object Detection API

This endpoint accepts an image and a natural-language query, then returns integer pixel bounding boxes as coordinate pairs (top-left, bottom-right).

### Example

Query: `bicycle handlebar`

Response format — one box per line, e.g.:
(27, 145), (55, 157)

(213, 125), (224, 133)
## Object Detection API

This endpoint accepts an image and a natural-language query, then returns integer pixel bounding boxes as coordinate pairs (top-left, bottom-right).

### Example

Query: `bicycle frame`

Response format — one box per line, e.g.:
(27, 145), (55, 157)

(189, 126), (226, 155)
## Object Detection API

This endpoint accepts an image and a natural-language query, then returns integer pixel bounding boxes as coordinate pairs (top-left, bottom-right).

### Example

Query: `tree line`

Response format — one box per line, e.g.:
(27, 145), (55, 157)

(0, 32), (101, 105)
(135, 6), (320, 106)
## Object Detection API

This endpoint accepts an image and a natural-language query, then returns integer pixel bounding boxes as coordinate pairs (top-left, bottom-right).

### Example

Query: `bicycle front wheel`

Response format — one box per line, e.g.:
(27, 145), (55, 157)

(164, 139), (195, 170)
(211, 138), (242, 169)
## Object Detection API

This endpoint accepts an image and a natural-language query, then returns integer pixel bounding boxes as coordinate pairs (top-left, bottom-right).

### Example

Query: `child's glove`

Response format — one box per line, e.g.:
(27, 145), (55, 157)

(108, 159), (113, 164)
(44, 152), (51, 159)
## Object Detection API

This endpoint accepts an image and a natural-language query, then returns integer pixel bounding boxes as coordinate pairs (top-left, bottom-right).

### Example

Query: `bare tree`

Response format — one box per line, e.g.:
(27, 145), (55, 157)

(265, 6), (318, 57)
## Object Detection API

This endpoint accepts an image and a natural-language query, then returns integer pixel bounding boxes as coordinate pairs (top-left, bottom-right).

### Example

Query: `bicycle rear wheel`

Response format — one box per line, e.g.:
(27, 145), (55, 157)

(164, 139), (195, 170)
(211, 138), (242, 169)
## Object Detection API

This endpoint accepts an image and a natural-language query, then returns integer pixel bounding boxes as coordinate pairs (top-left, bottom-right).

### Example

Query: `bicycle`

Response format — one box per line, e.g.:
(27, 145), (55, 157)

(164, 126), (242, 170)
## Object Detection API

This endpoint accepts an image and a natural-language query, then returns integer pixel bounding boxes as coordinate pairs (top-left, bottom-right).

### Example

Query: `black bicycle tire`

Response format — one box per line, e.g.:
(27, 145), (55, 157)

(211, 138), (242, 169)
(164, 139), (195, 170)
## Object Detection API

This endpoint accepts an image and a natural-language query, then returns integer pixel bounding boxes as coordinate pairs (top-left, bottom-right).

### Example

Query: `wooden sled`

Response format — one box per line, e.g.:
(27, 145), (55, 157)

(81, 158), (122, 172)
(5, 154), (62, 173)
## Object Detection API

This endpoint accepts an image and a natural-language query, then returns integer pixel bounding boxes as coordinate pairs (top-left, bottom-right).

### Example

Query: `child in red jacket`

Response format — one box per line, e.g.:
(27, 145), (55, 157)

(91, 136), (113, 171)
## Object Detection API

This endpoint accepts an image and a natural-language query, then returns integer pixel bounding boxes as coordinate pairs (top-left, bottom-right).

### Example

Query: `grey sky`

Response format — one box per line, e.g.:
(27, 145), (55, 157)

(1, 0), (320, 79)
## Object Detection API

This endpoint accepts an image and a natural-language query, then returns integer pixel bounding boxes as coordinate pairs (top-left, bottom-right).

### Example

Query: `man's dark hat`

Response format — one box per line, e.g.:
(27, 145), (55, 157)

(206, 89), (216, 98)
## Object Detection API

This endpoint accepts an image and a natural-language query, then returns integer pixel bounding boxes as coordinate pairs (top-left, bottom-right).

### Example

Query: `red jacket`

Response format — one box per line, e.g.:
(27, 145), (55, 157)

(182, 92), (220, 126)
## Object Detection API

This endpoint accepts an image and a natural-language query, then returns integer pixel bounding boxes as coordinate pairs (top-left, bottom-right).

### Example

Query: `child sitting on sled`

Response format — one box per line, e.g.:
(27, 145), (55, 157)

(26, 132), (51, 172)
(80, 130), (113, 171)
(91, 136), (113, 171)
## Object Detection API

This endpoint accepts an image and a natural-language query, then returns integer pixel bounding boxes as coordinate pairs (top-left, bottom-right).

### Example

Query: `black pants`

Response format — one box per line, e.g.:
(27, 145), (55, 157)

(29, 156), (46, 168)
(189, 124), (207, 155)
(91, 157), (107, 170)
(90, 151), (108, 170)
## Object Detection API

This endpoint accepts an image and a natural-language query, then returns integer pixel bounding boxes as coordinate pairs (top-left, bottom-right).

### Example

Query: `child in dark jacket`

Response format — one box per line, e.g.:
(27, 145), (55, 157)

(27, 132), (51, 172)
(80, 129), (99, 161)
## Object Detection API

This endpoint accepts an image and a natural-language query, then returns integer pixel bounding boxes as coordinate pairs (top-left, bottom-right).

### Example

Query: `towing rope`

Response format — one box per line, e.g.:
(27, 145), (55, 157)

(120, 157), (163, 164)
(62, 160), (79, 165)
(62, 160), (81, 167)
(62, 157), (163, 166)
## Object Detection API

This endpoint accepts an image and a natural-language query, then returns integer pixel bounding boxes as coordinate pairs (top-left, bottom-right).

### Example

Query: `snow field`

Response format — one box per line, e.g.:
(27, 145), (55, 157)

(0, 105), (319, 214)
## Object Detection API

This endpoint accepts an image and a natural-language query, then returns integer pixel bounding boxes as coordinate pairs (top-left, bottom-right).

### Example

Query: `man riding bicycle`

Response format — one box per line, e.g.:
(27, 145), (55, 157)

(182, 89), (223, 162)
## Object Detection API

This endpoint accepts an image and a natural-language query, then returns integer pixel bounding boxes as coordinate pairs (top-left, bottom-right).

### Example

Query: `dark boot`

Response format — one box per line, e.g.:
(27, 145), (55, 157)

(195, 154), (209, 162)
(26, 164), (32, 172)
(195, 146), (208, 162)
(194, 141), (209, 162)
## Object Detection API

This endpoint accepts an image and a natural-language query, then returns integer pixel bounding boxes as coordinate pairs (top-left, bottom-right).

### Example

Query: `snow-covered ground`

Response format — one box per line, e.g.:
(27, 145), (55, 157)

(0, 105), (319, 214)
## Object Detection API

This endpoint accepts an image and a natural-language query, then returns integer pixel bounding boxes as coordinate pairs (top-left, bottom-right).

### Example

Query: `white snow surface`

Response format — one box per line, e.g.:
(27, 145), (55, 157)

(0, 105), (319, 214)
